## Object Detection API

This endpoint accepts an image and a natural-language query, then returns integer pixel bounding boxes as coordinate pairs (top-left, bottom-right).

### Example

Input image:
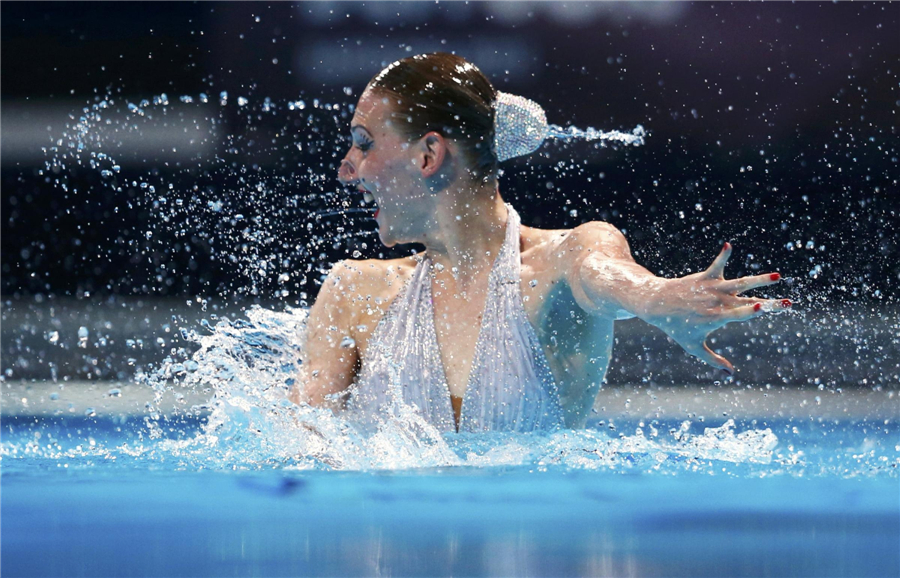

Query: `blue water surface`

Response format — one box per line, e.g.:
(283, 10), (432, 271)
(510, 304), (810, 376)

(2, 414), (898, 577)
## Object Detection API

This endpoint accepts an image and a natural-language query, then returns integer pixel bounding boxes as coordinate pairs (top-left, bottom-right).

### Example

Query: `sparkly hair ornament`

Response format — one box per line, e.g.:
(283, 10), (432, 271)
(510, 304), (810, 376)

(492, 91), (647, 163)
(492, 92), (549, 162)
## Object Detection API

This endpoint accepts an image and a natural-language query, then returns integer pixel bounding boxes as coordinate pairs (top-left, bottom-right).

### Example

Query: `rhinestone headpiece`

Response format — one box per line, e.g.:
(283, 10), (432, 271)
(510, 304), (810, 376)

(492, 92), (549, 162)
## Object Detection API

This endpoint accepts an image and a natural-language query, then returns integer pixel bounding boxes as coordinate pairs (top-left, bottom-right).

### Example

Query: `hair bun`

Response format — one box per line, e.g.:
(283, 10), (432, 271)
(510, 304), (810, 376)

(492, 92), (549, 162)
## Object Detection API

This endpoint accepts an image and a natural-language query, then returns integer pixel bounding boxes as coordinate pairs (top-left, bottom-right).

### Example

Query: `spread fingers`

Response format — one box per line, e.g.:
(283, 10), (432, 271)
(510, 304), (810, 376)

(686, 341), (735, 376)
(728, 299), (793, 322)
(722, 272), (782, 295)
(705, 242), (732, 279)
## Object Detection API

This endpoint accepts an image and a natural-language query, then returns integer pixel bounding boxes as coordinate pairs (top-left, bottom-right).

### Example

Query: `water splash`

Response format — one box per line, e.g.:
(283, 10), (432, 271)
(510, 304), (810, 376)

(548, 123), (646, 146)
(310, 207), (377, 219)
(39, 92), (651, 303)
(1, 299), (795, 473)
(63, 305), (787, 474)
(9, 92), (894, 478)
(42, 91), (371, 298)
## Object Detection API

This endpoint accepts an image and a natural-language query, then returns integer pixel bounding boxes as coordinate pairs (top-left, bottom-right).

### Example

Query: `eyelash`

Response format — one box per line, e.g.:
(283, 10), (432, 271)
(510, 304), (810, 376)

(355, 136), (373, 152)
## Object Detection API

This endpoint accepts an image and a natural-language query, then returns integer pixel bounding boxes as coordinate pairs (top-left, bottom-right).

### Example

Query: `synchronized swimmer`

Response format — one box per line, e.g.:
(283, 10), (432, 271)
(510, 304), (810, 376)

(289, 53), (790, 432)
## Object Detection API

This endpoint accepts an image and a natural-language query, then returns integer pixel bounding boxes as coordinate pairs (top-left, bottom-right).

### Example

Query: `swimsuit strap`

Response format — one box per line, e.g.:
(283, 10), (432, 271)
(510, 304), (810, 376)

(348, 204), (564, 433)
(454, 204), (564, 432)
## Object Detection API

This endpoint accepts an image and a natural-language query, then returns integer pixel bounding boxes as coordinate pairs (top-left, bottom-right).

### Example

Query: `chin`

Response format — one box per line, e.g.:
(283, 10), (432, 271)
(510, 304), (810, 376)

(376, 223), (399, 248)
(377, 222), (420, 249)
(377, 232), (397, 248)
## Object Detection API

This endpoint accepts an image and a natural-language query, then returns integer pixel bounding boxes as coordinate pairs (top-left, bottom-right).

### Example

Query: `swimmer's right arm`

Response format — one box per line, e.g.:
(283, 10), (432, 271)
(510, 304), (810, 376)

(289, 260), (360, 411)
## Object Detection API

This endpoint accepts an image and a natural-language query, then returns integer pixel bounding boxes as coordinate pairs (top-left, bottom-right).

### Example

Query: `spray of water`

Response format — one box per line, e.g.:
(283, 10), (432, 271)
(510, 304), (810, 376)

(6, 92), (892, 477)
(6, 295), (898, 476)
(548, 123), (647, 147)
(96, 303), (786, 473)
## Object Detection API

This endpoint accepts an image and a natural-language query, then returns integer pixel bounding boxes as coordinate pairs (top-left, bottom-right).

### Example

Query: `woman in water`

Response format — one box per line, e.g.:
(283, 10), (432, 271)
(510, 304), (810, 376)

(290, 53), (789, 432)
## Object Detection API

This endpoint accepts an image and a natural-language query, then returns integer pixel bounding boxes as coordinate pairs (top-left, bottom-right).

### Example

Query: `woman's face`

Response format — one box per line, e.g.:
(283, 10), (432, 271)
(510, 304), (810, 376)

(338, 88), (435, 248)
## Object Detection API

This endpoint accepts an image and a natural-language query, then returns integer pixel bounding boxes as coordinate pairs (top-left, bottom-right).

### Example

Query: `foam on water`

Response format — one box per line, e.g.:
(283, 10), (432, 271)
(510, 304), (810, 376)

(135, 304), (781, 472)
(1, 301), (796, 474)
(1, 303), (794, 474)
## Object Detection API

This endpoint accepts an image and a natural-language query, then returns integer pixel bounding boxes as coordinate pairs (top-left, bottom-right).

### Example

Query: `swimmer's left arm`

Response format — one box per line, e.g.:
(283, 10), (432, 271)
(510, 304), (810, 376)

(565, 222), (788, 375)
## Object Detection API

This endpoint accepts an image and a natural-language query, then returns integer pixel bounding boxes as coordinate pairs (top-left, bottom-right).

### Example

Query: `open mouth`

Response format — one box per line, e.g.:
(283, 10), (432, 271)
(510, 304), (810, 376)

(358, 187), (379, 218)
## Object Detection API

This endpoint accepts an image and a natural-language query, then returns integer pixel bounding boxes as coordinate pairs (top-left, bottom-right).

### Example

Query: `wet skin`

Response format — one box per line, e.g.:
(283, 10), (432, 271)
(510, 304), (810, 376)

(308, 221), (618, 428)
(293, 88), (788, 428)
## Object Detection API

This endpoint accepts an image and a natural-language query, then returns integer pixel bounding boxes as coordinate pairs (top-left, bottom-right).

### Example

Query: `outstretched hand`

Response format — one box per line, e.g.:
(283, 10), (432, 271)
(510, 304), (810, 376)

(648, 242), (791, 376)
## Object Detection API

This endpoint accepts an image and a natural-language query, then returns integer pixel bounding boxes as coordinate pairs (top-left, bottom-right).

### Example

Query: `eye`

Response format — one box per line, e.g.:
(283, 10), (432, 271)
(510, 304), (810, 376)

(355, 134), (374, 153)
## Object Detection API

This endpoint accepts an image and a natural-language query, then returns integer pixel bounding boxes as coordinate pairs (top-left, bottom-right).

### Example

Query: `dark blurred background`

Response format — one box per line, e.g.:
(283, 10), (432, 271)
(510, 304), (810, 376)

(2, 2), (898, 387)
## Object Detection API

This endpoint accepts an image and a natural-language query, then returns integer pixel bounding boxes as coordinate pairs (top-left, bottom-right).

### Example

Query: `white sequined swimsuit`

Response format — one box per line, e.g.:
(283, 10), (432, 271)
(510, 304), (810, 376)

(346, 205), (564, 433)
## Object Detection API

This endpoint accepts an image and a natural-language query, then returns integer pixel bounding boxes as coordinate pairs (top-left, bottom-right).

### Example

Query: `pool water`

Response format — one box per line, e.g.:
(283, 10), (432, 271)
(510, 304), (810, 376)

(4, 9), (898, 574)
(3, 413), (898, 577)
(2, 300), (898, 577)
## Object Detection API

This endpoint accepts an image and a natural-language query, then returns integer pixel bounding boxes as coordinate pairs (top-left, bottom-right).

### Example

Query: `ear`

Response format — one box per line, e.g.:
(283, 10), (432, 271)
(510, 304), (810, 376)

(418, 131), (447, 178)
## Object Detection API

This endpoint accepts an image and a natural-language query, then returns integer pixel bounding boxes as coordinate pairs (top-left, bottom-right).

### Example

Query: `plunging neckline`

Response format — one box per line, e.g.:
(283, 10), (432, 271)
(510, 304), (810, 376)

(350, 203), (565, 434)
(423, 234), (507, 432)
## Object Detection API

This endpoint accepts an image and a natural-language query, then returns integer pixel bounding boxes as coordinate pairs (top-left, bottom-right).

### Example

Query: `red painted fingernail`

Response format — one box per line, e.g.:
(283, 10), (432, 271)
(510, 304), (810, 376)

(723, 242), (731, 251)
(781, 299), (792, 308)
(770, 273), (781, 281)
(754, 303), (762, 312)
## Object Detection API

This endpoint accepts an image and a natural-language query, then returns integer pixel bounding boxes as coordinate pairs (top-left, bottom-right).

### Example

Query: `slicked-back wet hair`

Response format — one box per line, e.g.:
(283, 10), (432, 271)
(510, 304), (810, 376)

(367, 53), (498, 183)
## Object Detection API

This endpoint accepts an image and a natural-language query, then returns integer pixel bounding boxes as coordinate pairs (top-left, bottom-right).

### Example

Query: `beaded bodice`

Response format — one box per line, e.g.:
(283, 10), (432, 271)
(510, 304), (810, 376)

(346, 205), (564, 433)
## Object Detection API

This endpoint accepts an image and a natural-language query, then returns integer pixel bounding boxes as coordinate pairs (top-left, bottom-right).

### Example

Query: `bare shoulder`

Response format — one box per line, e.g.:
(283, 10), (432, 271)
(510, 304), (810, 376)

(521, 221), (630, 277)
(561, 221), (629, 256)
(519, 223), (570, 259)
(309, 255), (418, 355)
(323, 255), (418, 307)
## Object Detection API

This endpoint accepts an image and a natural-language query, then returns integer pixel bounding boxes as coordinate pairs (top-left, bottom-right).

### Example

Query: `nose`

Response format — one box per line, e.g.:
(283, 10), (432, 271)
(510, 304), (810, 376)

(337, 157), (357, 185)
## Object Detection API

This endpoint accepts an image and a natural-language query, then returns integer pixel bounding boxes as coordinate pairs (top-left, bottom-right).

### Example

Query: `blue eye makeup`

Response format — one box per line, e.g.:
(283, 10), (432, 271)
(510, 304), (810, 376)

(356, 134), (374, 152)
